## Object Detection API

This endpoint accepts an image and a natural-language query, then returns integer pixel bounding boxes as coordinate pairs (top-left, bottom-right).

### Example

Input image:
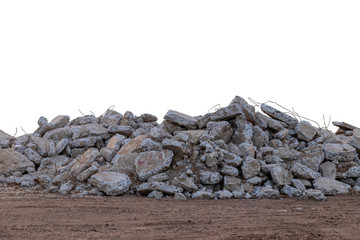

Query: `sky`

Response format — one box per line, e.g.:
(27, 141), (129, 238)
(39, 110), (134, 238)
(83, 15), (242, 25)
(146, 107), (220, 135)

(0, 1), (359, 136)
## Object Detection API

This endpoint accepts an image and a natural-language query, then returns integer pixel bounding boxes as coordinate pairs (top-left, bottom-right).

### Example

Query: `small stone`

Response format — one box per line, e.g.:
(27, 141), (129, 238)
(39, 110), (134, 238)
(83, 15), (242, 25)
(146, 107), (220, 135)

(147, 190), (163, 199)
(305, 189), (326, 201)
(313, 177), (351, 196)
(174, 192), (187, 200)
(241, 158), (260, 179)
(164, 110), (198, 130)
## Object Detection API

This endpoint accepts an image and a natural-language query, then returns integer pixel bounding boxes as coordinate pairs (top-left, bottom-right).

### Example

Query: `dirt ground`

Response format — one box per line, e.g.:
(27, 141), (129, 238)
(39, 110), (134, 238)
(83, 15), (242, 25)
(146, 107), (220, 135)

(0, 187), (359, 240)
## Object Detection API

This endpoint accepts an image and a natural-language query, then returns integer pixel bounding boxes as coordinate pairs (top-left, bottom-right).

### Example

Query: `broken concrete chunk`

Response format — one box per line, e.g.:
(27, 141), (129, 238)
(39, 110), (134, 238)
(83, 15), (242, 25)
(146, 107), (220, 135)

(140, 113), (158, 123)
(291, 179), (306, 192)
(305, 189), (326, 201)
(111, 153), (139, 174)
(0, 149), (35, 174)
(267, 118), (285, 132)
(230, 96), (256, 124)
(149, 126), (172, 142)
(254, 187), (280, 199)
(241, 158), (260, 179)
(147, 190), (163, 199)
(220, 165), (239, 177)
(24, 148), (43, 165)
(297, 121), (316, 142)
(0, 130), (15, 149)
(198, 104), (244, 129)
(200, 171), (221, 185)
(70, 137), (101, 148)
(147, 173), (169, 183)
(164, 110), (198, 130)
(107, 125), (134, 137)
(70, 148), (102, 177)
(100, 110), (122, 126)
(290, 162), (320, 179)
(313, 177), (351, 196)
(118, 135), (148, 155)
(270, 165), (292, 186)
(349, 129), (360, 153)
(332, 121), (359, 131)
(319, 161), (336, 179)
(208, 121), (233, 143)
(135, 150), (173, 181)
(162, 138), (185, 156)
(323, 143), (357, 162)
(281, 185), (302, 197)
(90, 172), (131, 196)
(214, 190), (233, 199)
(50, 115), (70, 129)
(174, 175), (198, 192)
(298, 144), (324, 172)
(137, 181), (182, 195)
(252, 126), (269, 149)
(192, 189), (213, 199)
(260, 103), (299, 129)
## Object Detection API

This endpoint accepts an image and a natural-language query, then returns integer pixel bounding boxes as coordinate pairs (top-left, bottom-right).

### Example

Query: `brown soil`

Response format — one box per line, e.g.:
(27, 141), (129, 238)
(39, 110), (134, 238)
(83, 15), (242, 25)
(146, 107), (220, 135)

(0, 187), (360, 240)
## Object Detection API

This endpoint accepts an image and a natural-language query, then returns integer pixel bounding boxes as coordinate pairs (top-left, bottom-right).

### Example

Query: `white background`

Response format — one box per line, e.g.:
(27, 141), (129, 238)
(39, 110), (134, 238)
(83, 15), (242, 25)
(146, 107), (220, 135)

(0, 1), (359, 136)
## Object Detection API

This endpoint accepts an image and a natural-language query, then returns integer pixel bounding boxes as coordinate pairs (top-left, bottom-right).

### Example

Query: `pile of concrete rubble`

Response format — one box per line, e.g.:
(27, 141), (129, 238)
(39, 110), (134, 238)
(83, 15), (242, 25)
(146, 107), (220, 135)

(1, 96), (360, 201)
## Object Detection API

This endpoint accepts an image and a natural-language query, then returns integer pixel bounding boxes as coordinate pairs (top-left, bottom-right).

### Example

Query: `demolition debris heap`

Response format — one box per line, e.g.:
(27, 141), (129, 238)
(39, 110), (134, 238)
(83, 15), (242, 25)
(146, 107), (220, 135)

(1, 96), (360, 201)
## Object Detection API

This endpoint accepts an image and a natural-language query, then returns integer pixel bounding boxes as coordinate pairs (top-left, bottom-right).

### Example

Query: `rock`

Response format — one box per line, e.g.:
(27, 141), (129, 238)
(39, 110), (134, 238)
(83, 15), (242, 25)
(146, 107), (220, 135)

(255, 112), (268, 129)
(337, 166), (360, 179)
(59, 181), (74, 195)
(162, 139), (185, 156)
(332, 121), (358, 131)
(90, 172), (131, 196)
(140, 113), (158, 123)
(31, 136), (56, 157)
(252, 126), (269, 149)
(55, 139), (69, 155)
(100, 110), (122, 126)
(290, 162), (320, 179)
(164, 110), (198, 130)
(135, 150), (173, 181)
(270, 165), (292, 186)
(77, 162), (99, 182)
(260, 103), (299, 129)
(137, 181), (182, 195)
(291, 179), (306, 192)
(107, 125), (134, 137)
(200, 171), (221, 185)
(238, 143), (256, 158)
(323, 143), (357, 162)
(192, 189), (213, 199)
(173, 130), (207, 143)
(118, 135), (148, 155)
(147, 190), (163, 199)
(220, 165), (239, 177)
(349, 129), (360, 153)
(0, 149), (35, 174)
(24, 148), (43, 165)
(319, 161), (336, 179)
(0, 130), (14, 149)
(141, 138), (162, 152)
(246, 176), (262, 185)
(100, 147), (117, 162)
(50, 115), (70, 129)
(267, 118), (285, 132)
(281, 185), (302, 197)
(174, 192), (187, 200)
(208, 121), (233, 143)
(69, 137), (101, 148)
(223, 176), (242, 192)
(274, 129), (289, 140)
(229, 96), (256, 124)
(147, 173), (169, 183)
(107, 134), (126, 149)
(254, 187), (280, 199)
(273, 147), (299, 161)
(298, 145), (324, 172)
(241, 158), (260, 179)
(305, 189), (326, 201)
(221, 149), (242, 167)
(198, 104), (244, 129)
(149, 126), (172, 142)
(70, 148), (102, 178)
(297, 121), (316, 142)
(313, 177), (351, 196)
(110, 153), (138, 175)
(214, 190), (233, 199)
(174, 175), (198, 192)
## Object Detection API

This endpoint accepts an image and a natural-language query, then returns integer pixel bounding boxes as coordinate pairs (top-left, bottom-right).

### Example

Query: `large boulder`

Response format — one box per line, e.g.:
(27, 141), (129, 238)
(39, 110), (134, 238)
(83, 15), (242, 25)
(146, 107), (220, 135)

(135, 150), (173, 181)
(0, 149), (35, 174)
(313, 177), (351, 196)
(90, 172), (131, 196)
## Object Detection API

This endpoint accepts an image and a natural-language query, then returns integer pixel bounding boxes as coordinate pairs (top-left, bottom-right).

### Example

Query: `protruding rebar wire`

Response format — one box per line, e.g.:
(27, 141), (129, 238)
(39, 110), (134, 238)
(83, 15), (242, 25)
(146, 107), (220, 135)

(102, 105), (115, 116)
(79, 109), (96, 116)
(79, 109), (86, 116)
(13, 127), (18, 137)
(207, 104), (221, 114)
(89, 111), (95, 117)
(248, 97), (348, 151)
(20, 126), (26, 135)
